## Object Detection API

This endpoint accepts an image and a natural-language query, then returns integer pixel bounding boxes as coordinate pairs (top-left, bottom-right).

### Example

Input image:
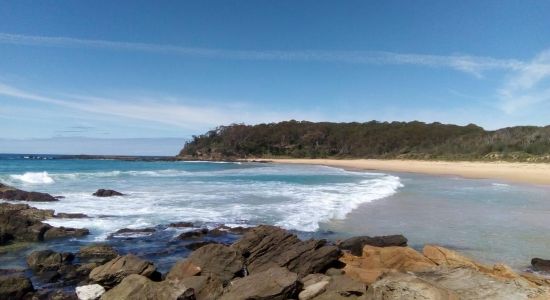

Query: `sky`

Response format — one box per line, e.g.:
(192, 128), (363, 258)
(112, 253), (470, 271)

(1, 1), (550, 155)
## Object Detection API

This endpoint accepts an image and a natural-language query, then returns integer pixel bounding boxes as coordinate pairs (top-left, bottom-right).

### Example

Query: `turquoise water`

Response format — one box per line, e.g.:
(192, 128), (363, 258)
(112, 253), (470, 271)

(1, 154), (550, 271)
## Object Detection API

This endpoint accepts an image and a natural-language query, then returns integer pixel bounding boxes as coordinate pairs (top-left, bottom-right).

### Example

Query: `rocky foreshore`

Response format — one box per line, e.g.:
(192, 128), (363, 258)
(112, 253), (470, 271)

(1, 219), (550, 300)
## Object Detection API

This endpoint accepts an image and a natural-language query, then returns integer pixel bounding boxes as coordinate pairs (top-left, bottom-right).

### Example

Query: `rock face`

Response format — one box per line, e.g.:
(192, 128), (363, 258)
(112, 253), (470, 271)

(220, 266), (298, 300)
(184, 244), (243, 282)
(0, 202), (89, 245)
(531, 258), (550, 272)
(27, 250), (74, 271)
(0, 273), (34, 300)
(78, 244), (118, 264)
(423, 244), (481, 270)
(92, 189), (124, 197)
(0, 183), (58, 202)
(100, 274), (191, 300)
(76, 284), (105, 300)
(231, 225), (341, 277)
(366, 272), (458, 300)
(339, 235), (407, 256)
(89, 254), (159, 288)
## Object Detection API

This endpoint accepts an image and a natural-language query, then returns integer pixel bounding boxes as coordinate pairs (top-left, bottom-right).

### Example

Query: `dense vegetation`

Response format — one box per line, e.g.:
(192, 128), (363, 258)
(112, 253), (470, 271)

(178, 121), (550, 161)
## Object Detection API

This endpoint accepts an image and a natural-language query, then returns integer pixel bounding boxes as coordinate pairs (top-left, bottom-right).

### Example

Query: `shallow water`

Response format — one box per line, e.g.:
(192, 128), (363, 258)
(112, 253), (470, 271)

(1, 154), (550, 271)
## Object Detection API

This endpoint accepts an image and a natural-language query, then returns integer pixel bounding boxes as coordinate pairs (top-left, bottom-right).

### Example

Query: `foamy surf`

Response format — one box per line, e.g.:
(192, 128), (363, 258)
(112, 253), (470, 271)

(10, 171), (55, 184)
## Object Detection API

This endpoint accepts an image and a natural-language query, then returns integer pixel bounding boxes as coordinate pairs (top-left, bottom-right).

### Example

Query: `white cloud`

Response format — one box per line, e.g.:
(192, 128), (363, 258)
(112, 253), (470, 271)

(0, 32), (526, 76)
(0, 82), (322, 130)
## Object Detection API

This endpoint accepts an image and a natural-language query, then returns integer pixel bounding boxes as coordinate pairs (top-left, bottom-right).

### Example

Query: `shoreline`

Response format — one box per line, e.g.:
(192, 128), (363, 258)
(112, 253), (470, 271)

(261, 158), (550, 186)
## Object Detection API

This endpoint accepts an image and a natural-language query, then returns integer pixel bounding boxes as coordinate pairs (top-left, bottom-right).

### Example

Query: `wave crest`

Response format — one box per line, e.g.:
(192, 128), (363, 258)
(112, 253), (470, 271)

(10, 171), (55, 184)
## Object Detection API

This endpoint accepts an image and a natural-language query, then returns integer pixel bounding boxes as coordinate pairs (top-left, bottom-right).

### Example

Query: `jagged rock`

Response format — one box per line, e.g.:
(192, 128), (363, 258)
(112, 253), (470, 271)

(55, 213), (88, 219)
(168, 222), (194, 228)
(27, 250), (74, 271)
(89, 254), (159, 288)
(100, 274), (192, 300)
(177, 228), (209, 240)
(220, 267), (298, 300)
(366, 272), (458, 300)
(184, 244), (243, 282)
(78, 244), (118, 264)
(339, 235), (407, 256)
(43, 227), (90, 240)
(166, 261), (201, 281)
(76, 284), (105, 300)
(532, 258), (550, 272)
(231, 225), (341, 277)
(0, 273), (34, 300)
(92, 189), (124, 197)
(311, 274), (367, 300)
(0, 183), (58, 202)
(176, 275), (224, 300)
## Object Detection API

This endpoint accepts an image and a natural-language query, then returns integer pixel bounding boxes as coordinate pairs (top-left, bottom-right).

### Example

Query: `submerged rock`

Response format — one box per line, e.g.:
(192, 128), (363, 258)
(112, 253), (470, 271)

(220, 266), (298, 300)
(89, 254), (160, 288)
(92, 189), (124, 197)
(0, 273), (34, 300)
(168, 221), (194, 228)
(339, 235), (407, 256)
(78, 244), (118, 264)
(27, 250), (74, 271)
(43, 227), (90, 241)
(108, 227), (156, 239)
(177, 228), (209, 240)
(531, 258), (550, 272)
(55, 213), (88, 219)
(231, 225), (341, 277)
(0, 183), (58, 202)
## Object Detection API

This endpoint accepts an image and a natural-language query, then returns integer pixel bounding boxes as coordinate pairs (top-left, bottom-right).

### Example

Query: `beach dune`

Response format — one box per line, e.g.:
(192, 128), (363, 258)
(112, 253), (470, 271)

(266, 159), (550, 186)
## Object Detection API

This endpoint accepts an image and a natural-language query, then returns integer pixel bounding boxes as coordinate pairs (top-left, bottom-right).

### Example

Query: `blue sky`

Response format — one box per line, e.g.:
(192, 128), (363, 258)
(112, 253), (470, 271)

(1, 1), (550, 155)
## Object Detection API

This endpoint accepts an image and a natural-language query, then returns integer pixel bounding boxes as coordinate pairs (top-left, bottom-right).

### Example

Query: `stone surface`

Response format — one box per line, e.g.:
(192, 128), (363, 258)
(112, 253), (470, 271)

(220, 266), (298, 300)
(0, 183), (58, 202)
(43, 227), (90, 241)
(339, 235), (407, 256)
(78, 244), (118, 264)
(299, 280), (329, 300)
(27, 250), (73, 271)
(166, 260), (202, 281)
(0, 273), (34, 300)
(89, 254), (159, 288)
(423, 244), (481, 270)
(532, 258), (550, 272)
(231, 225), (341, 277)
(55, 213), (88, 219)
(366, 272), (458, 300)
(92, 189), (124, 197)
(76, 284), (105, 300)
(100, 274), (192, 300)
(185, 244), (243, 282)
(178, 275), (224, 300)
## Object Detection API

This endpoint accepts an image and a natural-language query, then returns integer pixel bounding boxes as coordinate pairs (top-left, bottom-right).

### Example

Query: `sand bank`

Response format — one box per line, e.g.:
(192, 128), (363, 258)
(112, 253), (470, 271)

(265, 159), (550, 185)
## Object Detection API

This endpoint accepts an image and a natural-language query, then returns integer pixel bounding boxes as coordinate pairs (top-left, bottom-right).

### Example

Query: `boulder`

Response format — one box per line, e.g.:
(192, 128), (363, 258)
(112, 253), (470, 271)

(184, 244), (243, 282)
(231, 225), (341, 277)
(92, 189), (124, 197)
(78, 244), (118, 264)
(0, 273), (34, 300)
(177, 228), (209, 240)
(310, 274), (367, 300)
(339, 235), (407, 256)
(89, 254), (159, 288)
(108, 228), (155, 239)
(76, 284), (105, 300)
(220, 267), (298, 300)
(27, 250), (74, 271)
(177, 275), (224, 299)
(55, 213), (88, 219)
(168, 221), (194, 228)
(100, 274), (192, 300)
(366, 272), (458, 300)
(166, 261), (201, 281)
(298, 274), (331, 300)
(0, 183), (58, 202)
(43, 227), (90, 240)
(532, 258), (550, 272)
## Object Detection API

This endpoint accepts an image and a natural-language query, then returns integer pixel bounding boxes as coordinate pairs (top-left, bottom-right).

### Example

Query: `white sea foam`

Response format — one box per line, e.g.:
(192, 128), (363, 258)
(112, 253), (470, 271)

(10, 171), (55, 184)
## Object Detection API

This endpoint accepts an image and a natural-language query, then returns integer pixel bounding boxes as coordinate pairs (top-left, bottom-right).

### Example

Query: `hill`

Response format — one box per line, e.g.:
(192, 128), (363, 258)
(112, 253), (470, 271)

(178, 120), (550, 162)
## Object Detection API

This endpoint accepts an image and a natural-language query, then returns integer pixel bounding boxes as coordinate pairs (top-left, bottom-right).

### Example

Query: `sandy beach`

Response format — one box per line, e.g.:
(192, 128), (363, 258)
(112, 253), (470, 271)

(265, 159), (550, 186)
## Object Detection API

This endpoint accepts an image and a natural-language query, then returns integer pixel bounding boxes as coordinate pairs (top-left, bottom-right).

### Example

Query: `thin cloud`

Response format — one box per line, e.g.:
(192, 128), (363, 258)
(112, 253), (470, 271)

(0, 32), (526, 76)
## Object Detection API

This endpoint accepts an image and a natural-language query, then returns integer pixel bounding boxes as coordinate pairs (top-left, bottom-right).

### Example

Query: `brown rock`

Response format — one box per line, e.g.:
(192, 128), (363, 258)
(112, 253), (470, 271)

(0, 273), (34, 300)
(100, 274), (192, 300)
(366, 272), (458, 300)
(78, 244), (118, 264)
(185, 244), (243, 282)
(339, 235), (407, 256)
(166, 261), (201, 281)
(43, 227), (90, 241)
(89, 254), (159, 288)
(220, 267), (298, 300)
(423, 245), (481, 270)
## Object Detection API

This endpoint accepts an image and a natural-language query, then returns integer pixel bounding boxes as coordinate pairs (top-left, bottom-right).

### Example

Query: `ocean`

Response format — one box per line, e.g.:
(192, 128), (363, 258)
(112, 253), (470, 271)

(1, 154), (550, 272)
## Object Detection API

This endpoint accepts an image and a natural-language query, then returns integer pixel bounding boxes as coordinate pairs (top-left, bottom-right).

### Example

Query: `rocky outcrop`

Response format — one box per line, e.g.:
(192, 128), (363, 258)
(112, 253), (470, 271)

(184, 244), (244, 282)
(0, 202), (89, 245)
(231, 225), (341, 277)
(0, 183), (58, 202)
(366, 272), (458, 300)
(220, 266), (298, 300)
(55, 213), (88, 219)
(27, 250), (74, 271)
(531, 258), (550, 272)
(108, 227), (155, 239)
(0, 273), (34, 300)
(78, 244), (118, 264)
(100, 274), (191, 300)
(89, 255), (160, 288)
(92, 189), (124, 197)
(339, 235), (407, 256)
